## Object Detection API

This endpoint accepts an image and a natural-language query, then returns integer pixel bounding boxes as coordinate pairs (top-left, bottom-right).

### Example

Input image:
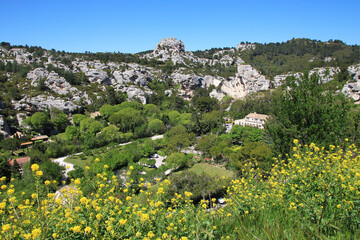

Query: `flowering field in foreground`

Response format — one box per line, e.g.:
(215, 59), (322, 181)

(1, 141), (360, 239)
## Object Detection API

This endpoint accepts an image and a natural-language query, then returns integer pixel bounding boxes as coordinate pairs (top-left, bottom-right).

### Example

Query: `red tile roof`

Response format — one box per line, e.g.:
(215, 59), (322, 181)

(8, 157), (30, 167)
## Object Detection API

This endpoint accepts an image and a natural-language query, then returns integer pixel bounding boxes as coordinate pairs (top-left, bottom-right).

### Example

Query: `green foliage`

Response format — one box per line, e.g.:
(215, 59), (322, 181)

(97, 125), (122, 143)
(143, 104), (160, 118)
(23, 112), (50, 133)
(50, 109), (69, 132)
(165, 170), (229, 203)
(230, 125), (264, 143)
(196, 134), (217, 156)
(164, 125), (195, 153)
(0, 155), (11, 180)
(265, 73), (351, 155)
(229, 142), (273, 173)
(240, 38), (360, 78)
(40, 161), (64, 183)
(0, 138), (20, 154)
(166, 152), (187, 170)
(29, 148), (48, 165)
(108, 107), (144, 133)
(72, 114), (87, 126)
(65, 126), (80, 141)
(229, 91), (277, 119)
(79, 118), (102, 135)
(68, 165), (85, 179)
(147, 119), (164, 135)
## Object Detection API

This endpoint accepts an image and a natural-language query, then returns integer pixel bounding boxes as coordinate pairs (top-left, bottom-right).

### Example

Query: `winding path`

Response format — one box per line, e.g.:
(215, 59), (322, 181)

(52, 135), (164, 178)
(53, 155), (75, 178)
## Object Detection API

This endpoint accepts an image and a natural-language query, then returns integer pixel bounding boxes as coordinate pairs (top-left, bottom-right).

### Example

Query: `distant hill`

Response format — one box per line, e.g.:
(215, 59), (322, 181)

(239, 38), (360, 78)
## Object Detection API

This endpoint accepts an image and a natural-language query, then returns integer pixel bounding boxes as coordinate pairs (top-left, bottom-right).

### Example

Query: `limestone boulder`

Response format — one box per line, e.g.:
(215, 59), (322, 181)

(85, 69), (110, 85)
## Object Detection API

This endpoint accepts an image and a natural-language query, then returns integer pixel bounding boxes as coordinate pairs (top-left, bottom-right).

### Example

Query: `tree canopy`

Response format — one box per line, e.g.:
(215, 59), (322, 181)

(265, 73), (351, 155)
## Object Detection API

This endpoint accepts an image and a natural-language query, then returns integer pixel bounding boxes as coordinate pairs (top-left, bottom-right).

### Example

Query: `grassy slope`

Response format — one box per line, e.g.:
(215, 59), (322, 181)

(188, 163), (234, 178)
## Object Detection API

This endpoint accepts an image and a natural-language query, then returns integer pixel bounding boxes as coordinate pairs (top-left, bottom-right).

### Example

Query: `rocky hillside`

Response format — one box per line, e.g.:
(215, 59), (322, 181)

(0, 38), (359, 137)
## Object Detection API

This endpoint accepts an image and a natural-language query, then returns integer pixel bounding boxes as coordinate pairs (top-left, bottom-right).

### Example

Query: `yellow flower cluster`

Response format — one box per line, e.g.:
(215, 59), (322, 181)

(1, 144), (359, 239)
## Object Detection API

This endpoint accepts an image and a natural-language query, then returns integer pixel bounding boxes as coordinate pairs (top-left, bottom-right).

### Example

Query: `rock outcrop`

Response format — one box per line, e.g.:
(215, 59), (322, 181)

(27, 68), (79, 96)
(12, 95), (81, 113)
(342, 64), (360, 103)
(0, 115), (11, 139)
(146, 37), (199, 65)
(85, 69), (110, 85)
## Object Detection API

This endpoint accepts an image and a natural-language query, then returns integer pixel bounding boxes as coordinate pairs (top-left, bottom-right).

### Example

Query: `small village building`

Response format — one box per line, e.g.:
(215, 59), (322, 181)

(20, 142), (33, 148)
(90, 111), (101, 118)
(234, 112), (269, 129)
(8, 157), (31, 174)
(31, 135), (49, 142)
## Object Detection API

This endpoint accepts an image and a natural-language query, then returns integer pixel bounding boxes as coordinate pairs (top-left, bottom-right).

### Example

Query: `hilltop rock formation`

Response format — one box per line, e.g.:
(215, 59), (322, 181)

(146, 37), (199, 65)
(2, 38), (359, 114)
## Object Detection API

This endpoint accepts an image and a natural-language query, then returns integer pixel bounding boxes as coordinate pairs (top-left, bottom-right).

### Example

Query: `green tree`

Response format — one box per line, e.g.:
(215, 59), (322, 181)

(147, 119), (164, 135)
(72, 114), (87, 126)
(168, 110), (181, 126)
(0, 155), (11, 180)
(1, 138), (20, 155)
(166, 152), (187, 170)
(98, 125), (121, 143)
(65, 126), (80, 140)
(80, 118), (102, 135)
(51, 110), (69, 132)
(196, 134), (217, 157)
(266, 73), (350, 156)
(165, 125), (195, 152)
(23, 112), (50, 133)
(144, 104), (160, 118)
(240, 142), (273, 169)
(108, 107), (144, 132)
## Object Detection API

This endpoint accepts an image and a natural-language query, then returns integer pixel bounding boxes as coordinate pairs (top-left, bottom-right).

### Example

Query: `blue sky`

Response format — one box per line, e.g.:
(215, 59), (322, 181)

(1, 0), (359, 53)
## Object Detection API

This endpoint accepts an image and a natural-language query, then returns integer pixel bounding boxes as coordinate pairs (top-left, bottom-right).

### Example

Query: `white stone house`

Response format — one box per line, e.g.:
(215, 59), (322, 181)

(234, 112), (269, 129)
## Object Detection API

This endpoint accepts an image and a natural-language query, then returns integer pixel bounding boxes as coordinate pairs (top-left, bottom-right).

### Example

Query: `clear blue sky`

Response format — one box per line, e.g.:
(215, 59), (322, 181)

(1, 0), (359, 53)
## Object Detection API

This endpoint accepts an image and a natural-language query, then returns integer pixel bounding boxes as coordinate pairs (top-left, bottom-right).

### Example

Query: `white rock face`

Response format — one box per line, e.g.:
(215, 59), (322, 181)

(9, 48), (33, 64)
(47, 71), (77, 95)
(342, 64), (360, 103)
(85, 69), (110, 85)
(309, 67), (340, 83)
(28, 68), (49, 86)
(155, 37), (185, 53)
(170, 73), (205, 99)
(27, 68), (78, 95)
(0, 115), (11, 139)
(16, 113), (28, 127)
(117, 86), (152, 104)
(348, 64), (360, 82)
(272, 72), (303, 88)
(273, 67), (340, 87)
(146, 37), (199, 65)
(237, 64), (270, 94)
(237, 43), (256, 51)
(113, 67), (153, 87)
(12, 95), (81, 113)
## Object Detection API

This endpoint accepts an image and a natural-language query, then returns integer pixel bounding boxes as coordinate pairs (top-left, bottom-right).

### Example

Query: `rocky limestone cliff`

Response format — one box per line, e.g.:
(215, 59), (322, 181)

(342, 64), (360, 103)
(2, 38), (359, 114)
(12, 95), (81, 113)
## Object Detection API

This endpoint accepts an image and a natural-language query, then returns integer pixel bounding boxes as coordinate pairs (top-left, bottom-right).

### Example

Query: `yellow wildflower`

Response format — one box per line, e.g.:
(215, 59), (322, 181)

(31, 228), (41, 238)
(2, 224), (11, 232)
(31, 164), (39, 172)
